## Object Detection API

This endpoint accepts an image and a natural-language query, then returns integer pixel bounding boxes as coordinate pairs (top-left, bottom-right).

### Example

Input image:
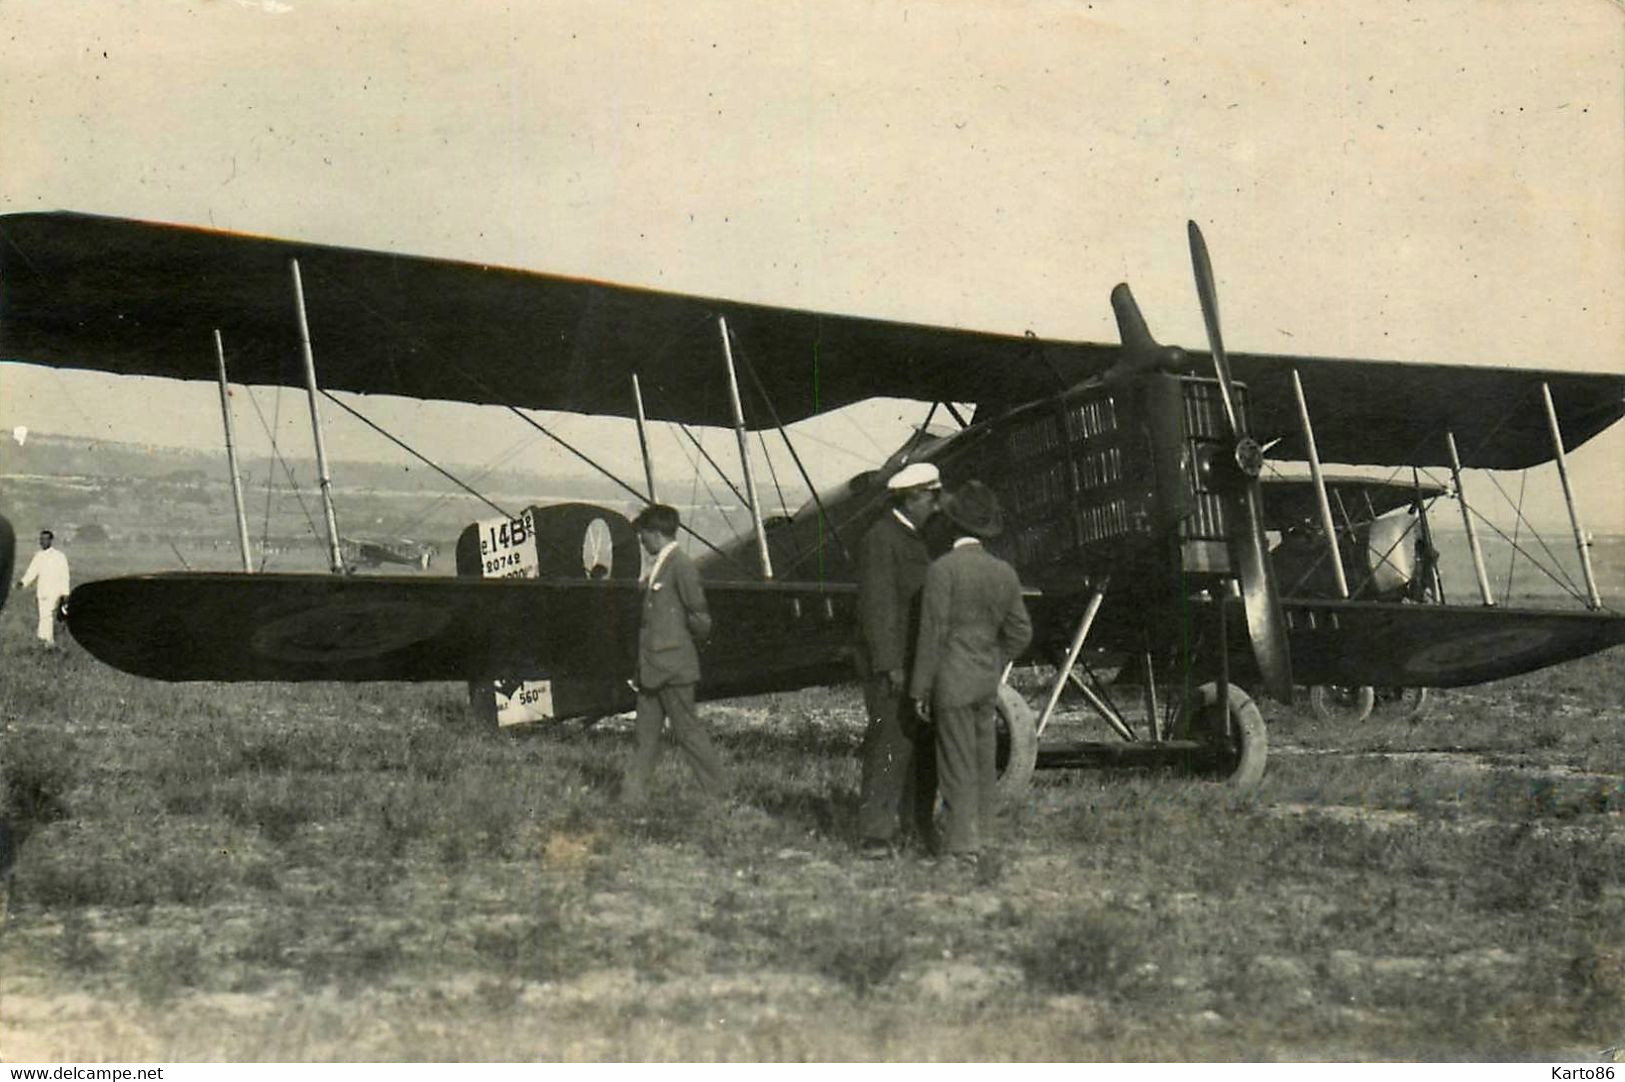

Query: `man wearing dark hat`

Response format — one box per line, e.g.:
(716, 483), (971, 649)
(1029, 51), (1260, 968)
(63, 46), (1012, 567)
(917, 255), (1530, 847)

(910, 480), (1032, 865)
(621, 504), (728, 804)
(853, 461), (941, 856)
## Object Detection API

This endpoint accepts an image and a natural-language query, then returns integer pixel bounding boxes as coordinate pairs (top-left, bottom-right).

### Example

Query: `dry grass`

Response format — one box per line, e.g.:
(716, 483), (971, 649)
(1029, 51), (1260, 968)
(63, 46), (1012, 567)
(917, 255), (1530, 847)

(1, 565), (1622, 1061)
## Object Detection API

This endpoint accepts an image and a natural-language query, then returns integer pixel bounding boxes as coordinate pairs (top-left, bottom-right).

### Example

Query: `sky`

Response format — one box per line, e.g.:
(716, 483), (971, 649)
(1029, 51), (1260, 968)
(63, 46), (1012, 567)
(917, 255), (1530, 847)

(1, 0), (1622, 533)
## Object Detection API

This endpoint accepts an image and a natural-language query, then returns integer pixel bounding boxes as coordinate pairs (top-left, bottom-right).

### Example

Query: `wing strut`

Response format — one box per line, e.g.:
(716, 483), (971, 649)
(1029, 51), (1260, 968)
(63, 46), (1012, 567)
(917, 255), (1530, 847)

(1289, 369), (1348, 599)
(1541, 383), (1603, 609)
(632, 373), (657, 501)
(1445, 430), (1496, 606)
(290, 258), (345, 574)
(213, 330), (255, 573)
(1412, 470), (1446, 602)
(719, 316), (773, 579)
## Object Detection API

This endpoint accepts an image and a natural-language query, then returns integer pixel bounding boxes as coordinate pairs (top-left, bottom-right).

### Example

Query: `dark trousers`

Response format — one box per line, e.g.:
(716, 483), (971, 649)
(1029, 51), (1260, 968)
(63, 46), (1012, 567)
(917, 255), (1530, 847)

(623, 682), (727, 803)
(858, 674), (938, 845)
(935, 695), (997, 855)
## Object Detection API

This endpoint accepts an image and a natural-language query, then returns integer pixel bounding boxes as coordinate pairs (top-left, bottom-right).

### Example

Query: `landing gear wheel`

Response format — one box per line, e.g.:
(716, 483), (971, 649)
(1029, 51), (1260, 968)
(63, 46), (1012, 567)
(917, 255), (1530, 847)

(1177, 682), (1267, 789)
(1309, 684), (1375, 724)
(993, 683), (1038, 798)
(1373, 686), (1431, 722)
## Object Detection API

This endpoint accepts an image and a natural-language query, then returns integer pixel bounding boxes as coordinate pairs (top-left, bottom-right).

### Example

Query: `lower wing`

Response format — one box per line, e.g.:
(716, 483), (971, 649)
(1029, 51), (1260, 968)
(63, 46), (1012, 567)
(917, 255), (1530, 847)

(64, 573), (859, 695)
(1282, 598), (1625, 688)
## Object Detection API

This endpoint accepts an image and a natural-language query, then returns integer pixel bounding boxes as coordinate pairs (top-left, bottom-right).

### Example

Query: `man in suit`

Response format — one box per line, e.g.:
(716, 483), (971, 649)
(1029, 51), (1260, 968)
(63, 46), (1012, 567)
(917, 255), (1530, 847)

(854, 461), (941, 857)
(910, 481), (1032, 864)
(621, 504), (728, 804)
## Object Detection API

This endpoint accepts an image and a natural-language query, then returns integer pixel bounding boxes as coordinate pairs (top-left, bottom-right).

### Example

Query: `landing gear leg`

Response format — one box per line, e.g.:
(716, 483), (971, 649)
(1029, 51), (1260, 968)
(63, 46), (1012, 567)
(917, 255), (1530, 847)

(1034, 578), (1110, 739)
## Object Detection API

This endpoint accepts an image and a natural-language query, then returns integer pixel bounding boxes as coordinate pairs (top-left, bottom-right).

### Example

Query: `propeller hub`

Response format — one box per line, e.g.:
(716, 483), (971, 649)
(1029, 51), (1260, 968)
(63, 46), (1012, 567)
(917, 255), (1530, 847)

(1193, 437), (1263, 493)
(1234, 436), (1263, 479)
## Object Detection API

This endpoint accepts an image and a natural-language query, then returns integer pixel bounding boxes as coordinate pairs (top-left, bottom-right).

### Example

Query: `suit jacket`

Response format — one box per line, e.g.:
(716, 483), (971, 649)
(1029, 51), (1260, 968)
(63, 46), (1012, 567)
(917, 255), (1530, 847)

(909, 541), (1033, 707)
(638, 545), (712, 689)
(854, 511), (932, 677)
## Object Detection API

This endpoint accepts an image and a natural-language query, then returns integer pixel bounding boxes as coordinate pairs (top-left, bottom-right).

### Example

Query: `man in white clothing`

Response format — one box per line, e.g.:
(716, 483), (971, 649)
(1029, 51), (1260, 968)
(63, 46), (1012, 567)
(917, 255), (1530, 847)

(17, 530), (70, 648)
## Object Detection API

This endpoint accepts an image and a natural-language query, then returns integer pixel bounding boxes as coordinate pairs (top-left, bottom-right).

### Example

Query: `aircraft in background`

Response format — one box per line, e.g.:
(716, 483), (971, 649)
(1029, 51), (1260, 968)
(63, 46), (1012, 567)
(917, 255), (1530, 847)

(340, 535), (438, 572)
(1, 211), (1620, 790)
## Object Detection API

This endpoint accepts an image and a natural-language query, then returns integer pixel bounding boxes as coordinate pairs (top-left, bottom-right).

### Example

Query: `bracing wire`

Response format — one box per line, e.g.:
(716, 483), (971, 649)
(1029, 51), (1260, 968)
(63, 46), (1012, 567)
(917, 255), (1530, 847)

(242, 384), (323, 566)
(1473, 512), (1588, 606)
(1416, 450), (1593, 605)
(505, 405), (746, 570)
(1419, 461), (1589, 606)
(686, 439), (703, 558)
(255, 385), (281, 564)
(755, 427), (791, 519)
(1501, 471), (1528, 602)
(319, 390), (511, 520)
(391, 430), (541, 538)
(669, 425), (742, 555)
(669, 425), (741, 540)
(1485, 469), (1583, 599)
(729, 326), (850, 563)
(677, 422), (748, 509)
(839, 408), (888, 456)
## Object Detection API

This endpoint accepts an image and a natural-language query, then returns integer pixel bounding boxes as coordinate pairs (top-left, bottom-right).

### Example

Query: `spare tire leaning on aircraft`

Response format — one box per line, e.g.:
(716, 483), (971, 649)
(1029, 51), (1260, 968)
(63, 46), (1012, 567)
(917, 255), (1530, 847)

(993, 683), (1039, 797)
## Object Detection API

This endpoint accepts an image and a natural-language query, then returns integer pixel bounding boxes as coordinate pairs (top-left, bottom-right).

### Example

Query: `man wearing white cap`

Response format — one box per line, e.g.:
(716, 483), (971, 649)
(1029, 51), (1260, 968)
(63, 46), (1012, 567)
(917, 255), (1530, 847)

(853, 460), (941, 857)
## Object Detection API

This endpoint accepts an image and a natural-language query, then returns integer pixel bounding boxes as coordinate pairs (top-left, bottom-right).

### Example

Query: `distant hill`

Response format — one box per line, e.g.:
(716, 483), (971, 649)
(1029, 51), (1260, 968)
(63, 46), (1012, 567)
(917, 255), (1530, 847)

(0, 430), (627, 502)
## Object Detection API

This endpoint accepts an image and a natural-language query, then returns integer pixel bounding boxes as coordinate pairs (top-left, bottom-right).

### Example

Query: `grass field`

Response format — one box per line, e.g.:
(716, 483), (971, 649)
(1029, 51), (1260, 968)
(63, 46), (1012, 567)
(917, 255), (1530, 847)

(1, 553), (1622, 1061)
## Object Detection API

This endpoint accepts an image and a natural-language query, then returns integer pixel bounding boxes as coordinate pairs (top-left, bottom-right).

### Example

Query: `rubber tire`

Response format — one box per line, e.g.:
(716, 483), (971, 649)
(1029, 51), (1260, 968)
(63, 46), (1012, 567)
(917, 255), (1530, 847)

(993, 683), (1039, 798)
(1179, 682), (1268, 789)
(1309, 684), (1376, 724)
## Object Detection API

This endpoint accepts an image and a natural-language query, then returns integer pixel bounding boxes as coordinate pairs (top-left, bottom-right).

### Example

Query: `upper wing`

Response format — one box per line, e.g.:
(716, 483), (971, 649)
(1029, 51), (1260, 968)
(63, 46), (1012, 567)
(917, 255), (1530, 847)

(1228, 351), (1624, 470)
(0, 211), (1109, 429)
(3, 211), (1619, 467)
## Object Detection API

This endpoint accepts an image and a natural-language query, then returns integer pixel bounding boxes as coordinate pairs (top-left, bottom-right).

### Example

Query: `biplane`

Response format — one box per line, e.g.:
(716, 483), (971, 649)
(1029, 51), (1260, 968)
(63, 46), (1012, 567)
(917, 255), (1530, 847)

(340, 535), (439, 572)
(1262, 473), (1449, 723)
(2, 211), (1621, 790)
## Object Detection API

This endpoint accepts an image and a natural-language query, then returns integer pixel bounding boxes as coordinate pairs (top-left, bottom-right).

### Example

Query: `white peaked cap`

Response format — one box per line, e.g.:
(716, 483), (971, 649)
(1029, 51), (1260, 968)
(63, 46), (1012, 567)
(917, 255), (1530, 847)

(886, 462), (941, 491)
